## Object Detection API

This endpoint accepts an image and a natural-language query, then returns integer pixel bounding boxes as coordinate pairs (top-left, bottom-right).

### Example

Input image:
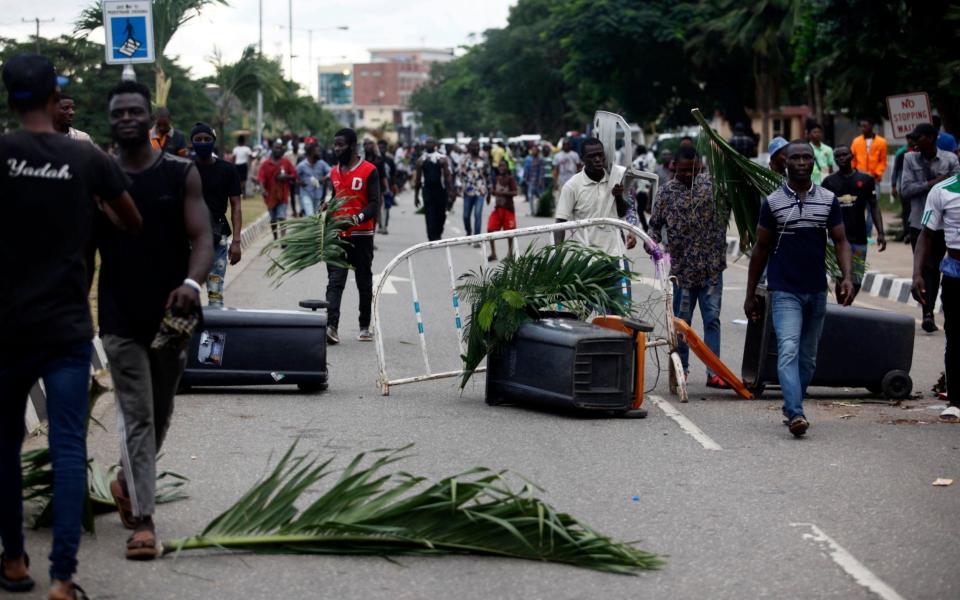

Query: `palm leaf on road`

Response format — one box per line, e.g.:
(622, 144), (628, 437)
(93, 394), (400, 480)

(163, 442), (662, 574)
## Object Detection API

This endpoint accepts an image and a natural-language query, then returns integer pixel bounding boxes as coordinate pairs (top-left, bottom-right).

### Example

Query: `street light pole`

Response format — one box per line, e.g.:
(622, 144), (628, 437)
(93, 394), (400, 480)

(255, 0), (263, 147)
(288, 0), (294, 78)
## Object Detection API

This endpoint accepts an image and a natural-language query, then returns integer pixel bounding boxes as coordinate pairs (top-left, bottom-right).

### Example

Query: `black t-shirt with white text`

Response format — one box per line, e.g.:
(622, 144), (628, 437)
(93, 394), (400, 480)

(195, 157), (241, 239)
(821, 170), (876, 244)
(0, 130), (130, 353)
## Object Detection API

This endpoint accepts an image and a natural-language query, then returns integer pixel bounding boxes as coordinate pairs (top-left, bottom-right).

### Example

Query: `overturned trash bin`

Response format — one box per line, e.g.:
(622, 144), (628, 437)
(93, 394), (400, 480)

(180, 300), (329, 393)
(486, 315), (647, 415)
(741, 287), (914, 399)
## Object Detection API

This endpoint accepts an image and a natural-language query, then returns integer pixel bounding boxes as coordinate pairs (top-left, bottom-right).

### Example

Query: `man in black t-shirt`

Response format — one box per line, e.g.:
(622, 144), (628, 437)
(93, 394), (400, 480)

(0, 54), (141, 599)
(96, 80), (212, 561)
(191, 122), (242, 307)
(414, 137), (453, 241)
(822, 144), (887, 300)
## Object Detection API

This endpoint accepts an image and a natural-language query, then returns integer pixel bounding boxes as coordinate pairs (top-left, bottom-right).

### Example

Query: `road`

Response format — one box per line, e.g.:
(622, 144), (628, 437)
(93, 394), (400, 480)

(13, 189), (959, 600)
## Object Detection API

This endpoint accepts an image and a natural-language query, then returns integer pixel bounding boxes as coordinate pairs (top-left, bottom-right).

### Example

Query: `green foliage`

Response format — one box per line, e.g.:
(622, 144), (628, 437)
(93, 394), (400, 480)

(534, 188), (555, 218)
(261, 198), (354, 286)
(163, 441), (662, 574)
(456, 243), (633, 388)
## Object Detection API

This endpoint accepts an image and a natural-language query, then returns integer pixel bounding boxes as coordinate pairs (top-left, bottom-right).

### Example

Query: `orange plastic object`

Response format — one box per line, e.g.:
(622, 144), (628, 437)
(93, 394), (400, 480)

(672, 317), (754, 399)
(591, 316), (646, 409)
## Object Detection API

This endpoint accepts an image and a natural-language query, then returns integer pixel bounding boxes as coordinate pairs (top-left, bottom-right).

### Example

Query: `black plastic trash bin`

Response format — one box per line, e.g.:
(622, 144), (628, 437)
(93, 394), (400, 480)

(741, 287), (914, 399)
(180, 301), (328, 392)
(485, 316), (635, 411)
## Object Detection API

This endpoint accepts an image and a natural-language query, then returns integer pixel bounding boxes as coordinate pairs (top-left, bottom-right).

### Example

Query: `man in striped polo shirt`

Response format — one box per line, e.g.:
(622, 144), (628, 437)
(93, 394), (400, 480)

(913, 173), (960, 422)
(745, 141), (854, 437)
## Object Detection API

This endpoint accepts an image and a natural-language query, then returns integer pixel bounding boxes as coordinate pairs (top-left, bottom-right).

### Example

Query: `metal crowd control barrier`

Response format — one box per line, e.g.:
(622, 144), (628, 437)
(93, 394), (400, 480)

(372, 218), (688, 402)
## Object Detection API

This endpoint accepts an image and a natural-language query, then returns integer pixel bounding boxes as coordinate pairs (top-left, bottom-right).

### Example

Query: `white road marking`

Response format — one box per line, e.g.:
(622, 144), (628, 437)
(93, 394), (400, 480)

(373, 273), (411, 295)
(647, 394), (722, 451)
(449, 225), (464, 235)
(791, 522), (905, 600)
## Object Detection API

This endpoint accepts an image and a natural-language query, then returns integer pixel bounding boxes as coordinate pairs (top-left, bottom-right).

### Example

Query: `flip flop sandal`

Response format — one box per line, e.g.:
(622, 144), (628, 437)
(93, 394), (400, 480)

(110, 478), (139, 529)
(126, 529), (159, 561)
(0, 552), (35, 592)
(50, 582), (90, 600)
(940, 405), (960, 423)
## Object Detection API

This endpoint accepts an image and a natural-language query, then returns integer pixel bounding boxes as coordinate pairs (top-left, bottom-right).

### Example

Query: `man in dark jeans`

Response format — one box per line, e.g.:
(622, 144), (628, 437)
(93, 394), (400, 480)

(414, 137), (453, 241)
(97, 80), (212, 561)
(324, 128), (381, 344)
(0, 54), (141, 599)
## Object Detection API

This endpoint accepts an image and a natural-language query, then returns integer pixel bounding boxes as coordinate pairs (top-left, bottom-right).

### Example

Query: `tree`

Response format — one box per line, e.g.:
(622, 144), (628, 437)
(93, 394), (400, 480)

(207, 45), (283, 151)
(75, 0), (228, 107)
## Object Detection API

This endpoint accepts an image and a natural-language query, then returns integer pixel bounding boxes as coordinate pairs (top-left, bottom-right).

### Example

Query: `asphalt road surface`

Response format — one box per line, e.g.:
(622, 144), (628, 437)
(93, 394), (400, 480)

(14, 189), (959, 600)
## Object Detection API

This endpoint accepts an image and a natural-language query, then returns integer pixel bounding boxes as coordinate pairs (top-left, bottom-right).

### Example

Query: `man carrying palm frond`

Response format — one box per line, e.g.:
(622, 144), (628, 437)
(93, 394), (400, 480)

(324, 128), (381, 344)
(648, 145), (728, 389)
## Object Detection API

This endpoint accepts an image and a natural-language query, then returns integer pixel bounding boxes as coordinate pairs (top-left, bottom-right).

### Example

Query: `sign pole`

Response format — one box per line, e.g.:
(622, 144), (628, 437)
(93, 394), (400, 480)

(103, 0), (155, 83)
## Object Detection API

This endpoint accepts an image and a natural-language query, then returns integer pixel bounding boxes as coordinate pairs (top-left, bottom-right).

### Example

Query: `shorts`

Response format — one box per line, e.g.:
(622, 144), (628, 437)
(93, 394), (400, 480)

(268, 203), (288, 221)
(487, 207), (516, 232)
(850, 243), (867, 285)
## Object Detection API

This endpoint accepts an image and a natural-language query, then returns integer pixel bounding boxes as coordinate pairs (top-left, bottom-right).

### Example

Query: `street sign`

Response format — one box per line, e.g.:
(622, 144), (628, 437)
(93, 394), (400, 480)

(886, 92), (931, 141)
(103, 0), (155, 65)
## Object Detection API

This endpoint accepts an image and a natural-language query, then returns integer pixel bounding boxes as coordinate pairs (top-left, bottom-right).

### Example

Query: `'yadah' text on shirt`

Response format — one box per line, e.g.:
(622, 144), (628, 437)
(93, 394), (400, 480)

(7, 158), (73, 179)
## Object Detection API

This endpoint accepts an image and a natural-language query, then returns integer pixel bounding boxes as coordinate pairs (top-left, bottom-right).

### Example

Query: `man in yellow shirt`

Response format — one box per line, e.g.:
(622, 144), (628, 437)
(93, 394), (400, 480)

(850, 118), (887, 183)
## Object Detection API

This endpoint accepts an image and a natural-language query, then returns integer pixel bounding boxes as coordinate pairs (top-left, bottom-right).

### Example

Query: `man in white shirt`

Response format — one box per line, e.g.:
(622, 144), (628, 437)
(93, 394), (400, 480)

(53, 92), (92, 143)
(552, 138), (583, 191)
(231, 136), (253, 197)
(553, 137), (630, 256)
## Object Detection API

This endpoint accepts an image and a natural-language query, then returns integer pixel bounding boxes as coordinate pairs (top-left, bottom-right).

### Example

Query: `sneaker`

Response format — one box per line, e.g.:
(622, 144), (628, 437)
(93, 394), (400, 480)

(358, 328), (373, 342)
(326, 326), (340, 345)
(922, 315), (938, 333)
(788, 416), (809, 437)
(706, 375), (731, 389)
(940, 405), (960, 423)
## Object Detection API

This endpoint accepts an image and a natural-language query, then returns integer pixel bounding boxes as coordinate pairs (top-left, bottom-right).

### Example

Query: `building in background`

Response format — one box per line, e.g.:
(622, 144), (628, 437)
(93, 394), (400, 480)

(319, 48), (454, 141)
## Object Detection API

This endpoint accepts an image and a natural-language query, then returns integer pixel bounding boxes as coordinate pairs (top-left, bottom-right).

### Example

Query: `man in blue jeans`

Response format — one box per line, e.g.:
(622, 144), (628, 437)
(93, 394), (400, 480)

(648, 146), (728, 388)
(745, 141), (854, 437)
(0, 54), (141, 599)
(458, 139), (490, 244)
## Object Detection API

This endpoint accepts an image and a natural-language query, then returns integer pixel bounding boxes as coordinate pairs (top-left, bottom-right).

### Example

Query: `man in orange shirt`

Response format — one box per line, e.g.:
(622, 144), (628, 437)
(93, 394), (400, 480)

(148, 107), (187, 157)
(257, 140), (295, 240)
(851, 118), (888, 183)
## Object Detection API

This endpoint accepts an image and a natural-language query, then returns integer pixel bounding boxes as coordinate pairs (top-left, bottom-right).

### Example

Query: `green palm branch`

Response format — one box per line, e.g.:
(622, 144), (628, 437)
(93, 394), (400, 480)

(21, 371), (188, 532)
(456, 243), (634, 388)
(692, 108), (862, 279)
(162, 442), (662, 574)
(261, 198), (354, 286)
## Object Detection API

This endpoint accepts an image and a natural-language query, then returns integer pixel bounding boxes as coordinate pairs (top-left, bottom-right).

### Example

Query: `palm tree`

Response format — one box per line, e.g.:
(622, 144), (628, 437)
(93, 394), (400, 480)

(74, 0), (228, 107)
(208, 45), (283, 150)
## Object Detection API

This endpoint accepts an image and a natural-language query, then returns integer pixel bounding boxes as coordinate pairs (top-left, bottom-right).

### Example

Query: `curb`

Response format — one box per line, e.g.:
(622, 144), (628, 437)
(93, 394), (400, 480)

(725, 236), (936, 312)
(25, 214), (272, 435)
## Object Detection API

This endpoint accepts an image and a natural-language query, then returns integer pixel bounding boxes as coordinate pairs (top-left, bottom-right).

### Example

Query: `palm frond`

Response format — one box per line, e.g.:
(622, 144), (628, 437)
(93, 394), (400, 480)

(260, 198), (354, 286)
(692, 108), (864, 279)
(456, 243), (634, 388)
(163, 442), (662, 574)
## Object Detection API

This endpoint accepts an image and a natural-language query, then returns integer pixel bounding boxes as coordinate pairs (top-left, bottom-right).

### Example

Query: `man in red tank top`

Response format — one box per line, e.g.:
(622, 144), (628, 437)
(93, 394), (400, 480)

(324, 128), (381, 343)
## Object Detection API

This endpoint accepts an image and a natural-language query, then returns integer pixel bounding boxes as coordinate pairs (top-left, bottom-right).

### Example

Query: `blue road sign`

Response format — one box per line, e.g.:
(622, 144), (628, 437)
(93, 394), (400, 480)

(103, 0), (155, 65)
(111, 16), (148, 60)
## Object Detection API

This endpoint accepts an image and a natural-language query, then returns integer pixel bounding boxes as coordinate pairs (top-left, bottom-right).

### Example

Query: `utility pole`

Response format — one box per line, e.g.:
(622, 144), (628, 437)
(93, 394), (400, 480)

(255, 0), (263, 147)
(22, 17), (55, 54)
(288, 0), (294, 78)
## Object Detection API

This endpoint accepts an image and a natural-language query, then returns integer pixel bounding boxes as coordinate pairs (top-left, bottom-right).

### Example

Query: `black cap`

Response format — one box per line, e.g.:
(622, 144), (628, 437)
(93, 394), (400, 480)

(909, 122), (938, 139)
(2, 53), (68, 104)
(190, 121), (216, 139)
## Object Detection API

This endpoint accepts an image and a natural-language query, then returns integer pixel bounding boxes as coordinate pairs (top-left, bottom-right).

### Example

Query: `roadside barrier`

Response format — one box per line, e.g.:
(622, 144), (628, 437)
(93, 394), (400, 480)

(372, 218), (688, 402)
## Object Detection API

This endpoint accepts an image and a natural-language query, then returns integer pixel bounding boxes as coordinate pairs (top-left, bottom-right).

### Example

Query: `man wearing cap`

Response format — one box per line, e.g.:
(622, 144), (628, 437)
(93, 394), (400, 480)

(768, 136), (789, 175)
(191, 122), (242, 308)
(0, 53), (141, 599)
(53, 92), (92, 143)
(96, 80), (212, 561)
(901, 122), (960, 332)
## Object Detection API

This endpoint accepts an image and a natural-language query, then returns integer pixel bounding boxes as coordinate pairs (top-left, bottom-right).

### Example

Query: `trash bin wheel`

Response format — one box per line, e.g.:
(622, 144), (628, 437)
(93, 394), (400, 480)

(881, 370), (912, 399)
(748, 383), (765, 398)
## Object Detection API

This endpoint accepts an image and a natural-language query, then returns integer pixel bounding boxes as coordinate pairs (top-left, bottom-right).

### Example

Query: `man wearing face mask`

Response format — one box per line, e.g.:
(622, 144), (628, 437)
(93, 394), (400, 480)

(191, 122), (242, 307)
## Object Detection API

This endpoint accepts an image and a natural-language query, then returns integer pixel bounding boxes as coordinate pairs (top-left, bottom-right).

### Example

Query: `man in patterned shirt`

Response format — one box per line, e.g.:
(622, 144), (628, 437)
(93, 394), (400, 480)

(648, 145), (728, 389)
(458, 140), (490, 243)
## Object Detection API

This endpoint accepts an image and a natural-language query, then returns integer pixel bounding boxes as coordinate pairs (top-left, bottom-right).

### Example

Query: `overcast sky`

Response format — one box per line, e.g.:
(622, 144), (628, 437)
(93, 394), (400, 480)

(2, 0), (514, 95)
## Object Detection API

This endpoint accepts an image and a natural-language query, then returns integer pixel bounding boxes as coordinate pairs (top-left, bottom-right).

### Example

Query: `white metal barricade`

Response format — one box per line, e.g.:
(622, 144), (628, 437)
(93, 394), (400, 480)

(371, 218), (687, 401)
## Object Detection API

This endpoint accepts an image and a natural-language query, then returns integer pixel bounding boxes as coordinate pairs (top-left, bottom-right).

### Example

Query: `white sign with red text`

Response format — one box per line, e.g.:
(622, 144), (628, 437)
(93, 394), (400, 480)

(886, 92), (931, 141)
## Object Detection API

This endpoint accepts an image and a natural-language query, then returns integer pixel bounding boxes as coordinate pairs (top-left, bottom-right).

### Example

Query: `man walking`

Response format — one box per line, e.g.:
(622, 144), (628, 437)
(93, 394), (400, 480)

(53, 92), (92, 143)
(523, 145), (546, 216)
(1, 54), (141, 600)
(414, 138), (453, 241)
(97, 80), (212, 560)
(191, 122), (242, 308)
(822, 145), (886, 301)
(297, 142), (331, 217)
(149, 107), (188, 157)
(768, 136), (789, 176)
(325, 128), (381, 344)
(807, 123), (835, 184)
(232, 135), (252, 197)
(851, 118), (888, 184)
(901, 122), (960, 331)
(728, 122), (757, 158)
(744, 141), (854, 437)
(459, 139), (490, 242)
(912, 170), (960, 422)
(377, 139), (399, 234)
(648, 146), (728, 388)
(553, 138), (583, 193)
(258, 140), (296, 240)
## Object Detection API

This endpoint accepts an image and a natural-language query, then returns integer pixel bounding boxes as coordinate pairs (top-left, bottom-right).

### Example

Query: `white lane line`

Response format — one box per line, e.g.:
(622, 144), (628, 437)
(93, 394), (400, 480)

(647, 395), (722, 451)
(791, 522), (906, 600)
